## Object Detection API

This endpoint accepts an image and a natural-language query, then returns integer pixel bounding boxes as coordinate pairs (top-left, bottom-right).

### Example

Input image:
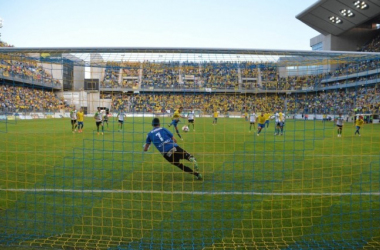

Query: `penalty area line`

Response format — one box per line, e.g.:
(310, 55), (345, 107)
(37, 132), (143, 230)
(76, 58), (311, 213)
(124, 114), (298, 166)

(0, 188), (379, 196)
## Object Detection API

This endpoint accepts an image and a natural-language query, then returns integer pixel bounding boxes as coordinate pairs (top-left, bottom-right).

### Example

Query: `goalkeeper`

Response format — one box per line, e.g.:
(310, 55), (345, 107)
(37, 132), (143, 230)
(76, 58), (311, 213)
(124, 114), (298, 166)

(144, 118), (202, 180)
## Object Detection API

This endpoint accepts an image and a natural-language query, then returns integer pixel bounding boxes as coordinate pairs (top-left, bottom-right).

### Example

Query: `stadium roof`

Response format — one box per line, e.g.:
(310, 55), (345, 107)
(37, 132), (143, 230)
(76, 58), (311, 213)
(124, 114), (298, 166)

(1, 47), (380, 56)
(1, 47), (380, 67)
(296, 0), (380, 36)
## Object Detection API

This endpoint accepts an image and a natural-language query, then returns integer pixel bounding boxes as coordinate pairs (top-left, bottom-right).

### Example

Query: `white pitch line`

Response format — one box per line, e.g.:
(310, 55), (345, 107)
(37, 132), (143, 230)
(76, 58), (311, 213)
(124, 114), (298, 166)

(0, 150), (379, 157)
(0, 188), (379, 196)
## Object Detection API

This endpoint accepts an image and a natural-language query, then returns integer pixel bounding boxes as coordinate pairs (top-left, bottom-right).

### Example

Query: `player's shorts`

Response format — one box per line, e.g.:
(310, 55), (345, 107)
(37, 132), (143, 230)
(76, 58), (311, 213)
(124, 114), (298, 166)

(118, 120), (124, 124)
(265, 120), (269, 124)
(337, 125), (343, 128)
(163, 146), (192, 165)
(250, 122), (255, 125)
(170, 120), (180, 126)
(188, 119), (194, 123)
(96, 121), (103, 126)
(258, 123), (265, 128)
(279, 122), (284, 127)
(356, 126), (361, 130)
(214, 118), (218, 121)
(71, 120), (77, 125)
(103, 118), (108, 122)
(276, 122), (282, 127)
(78, 121), (83, 126)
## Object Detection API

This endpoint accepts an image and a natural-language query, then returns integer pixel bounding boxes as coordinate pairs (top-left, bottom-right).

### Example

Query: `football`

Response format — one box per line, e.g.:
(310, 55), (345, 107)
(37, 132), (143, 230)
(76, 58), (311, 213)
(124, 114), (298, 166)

(182, 125), (189, 132)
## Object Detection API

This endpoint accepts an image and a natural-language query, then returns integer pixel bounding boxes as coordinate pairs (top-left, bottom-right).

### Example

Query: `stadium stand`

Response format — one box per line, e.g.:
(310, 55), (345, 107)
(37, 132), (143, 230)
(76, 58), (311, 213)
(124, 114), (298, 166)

(0, 41), (61, 88)
(361, 33), (380, 52)
(0, 58), (61, 87)
(121, 62), (140, 88)
(101, 62), (121, 88)
(0, 85), (61, 112)
(109, 83), (380, 115)
(141, 61), (180, 89)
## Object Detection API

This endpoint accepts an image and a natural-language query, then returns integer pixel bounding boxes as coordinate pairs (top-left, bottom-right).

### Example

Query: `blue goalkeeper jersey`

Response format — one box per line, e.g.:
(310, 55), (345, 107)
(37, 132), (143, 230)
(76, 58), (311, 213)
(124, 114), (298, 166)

(146, 127), (178, 153)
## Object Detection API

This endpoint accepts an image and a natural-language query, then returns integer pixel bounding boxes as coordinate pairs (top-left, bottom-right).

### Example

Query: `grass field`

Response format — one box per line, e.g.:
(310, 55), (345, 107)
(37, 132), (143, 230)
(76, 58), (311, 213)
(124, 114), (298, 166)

(0, 116), (379, 250)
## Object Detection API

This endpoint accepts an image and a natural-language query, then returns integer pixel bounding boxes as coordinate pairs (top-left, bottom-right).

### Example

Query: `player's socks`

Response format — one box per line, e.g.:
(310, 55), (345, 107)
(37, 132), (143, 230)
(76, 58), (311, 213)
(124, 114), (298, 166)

(196, 173), (203, 180)
(175, 129), (182, 139)
(189, 157), (199, 171)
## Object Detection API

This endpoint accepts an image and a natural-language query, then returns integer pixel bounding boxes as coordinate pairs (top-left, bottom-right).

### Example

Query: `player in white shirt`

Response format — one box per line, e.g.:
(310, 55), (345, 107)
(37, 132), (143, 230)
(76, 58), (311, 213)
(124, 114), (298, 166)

(279, 112), (285, 135)
(336, 114), (344, 137)
(274, 109), (285, 136)
(118, 111), (126, 132)
(94, 107), (104, 135)
(103, 108), (109, 129)
(187, 108), (195, 131)
(70, 108), (78, 133)
(249, 112), (257, 132)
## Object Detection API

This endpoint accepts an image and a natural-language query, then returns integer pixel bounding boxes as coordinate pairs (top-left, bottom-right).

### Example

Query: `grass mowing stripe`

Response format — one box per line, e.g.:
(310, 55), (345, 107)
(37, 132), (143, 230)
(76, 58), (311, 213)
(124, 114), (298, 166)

(1, 150), (379, 157)
(1, 188), (379, 196)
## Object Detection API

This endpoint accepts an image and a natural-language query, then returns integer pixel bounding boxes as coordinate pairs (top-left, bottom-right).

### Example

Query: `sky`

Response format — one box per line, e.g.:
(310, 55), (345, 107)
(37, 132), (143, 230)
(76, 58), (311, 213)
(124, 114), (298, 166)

(0, 0), (319, 50)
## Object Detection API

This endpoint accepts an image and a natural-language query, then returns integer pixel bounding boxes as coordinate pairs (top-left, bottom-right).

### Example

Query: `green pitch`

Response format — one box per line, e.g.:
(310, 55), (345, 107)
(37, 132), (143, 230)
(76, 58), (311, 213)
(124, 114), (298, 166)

(0, 117), (379, 249)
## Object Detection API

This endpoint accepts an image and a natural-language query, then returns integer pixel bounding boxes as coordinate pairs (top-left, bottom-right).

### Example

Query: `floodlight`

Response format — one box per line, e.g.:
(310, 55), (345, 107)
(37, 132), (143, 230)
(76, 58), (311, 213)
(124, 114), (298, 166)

(329, 16), (343, 24)
(340, 9), (354, 17)
(354, 1), (368, 9)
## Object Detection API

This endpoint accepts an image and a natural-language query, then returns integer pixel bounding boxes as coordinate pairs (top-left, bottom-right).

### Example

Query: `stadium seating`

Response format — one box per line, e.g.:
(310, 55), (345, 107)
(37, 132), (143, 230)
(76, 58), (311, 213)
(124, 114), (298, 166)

(361, 34), (380, 52)
(101, 62), (121, 88)
(0, 85), (62, 112)
(110, 83), (380, 115)
(141, 62), (180, 89)
(0, 59), (61, 87)
(98, 52), (380, 91)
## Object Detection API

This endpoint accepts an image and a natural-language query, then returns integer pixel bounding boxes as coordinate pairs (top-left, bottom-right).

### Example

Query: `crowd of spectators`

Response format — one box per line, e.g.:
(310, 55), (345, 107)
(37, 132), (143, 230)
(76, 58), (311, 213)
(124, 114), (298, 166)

(110, 84), (380, 115)
(141, 62), (180, 89)
(0, 41), (61, 87)
(0, 58), (61, 87)
(240, 62), (258, 78)
(0, 85), (61, 112)
(102, 62), (140, 88)
(101, 63), (120, 88)
(320, 72), (380, 88)
(0, 82), (377, 115)
(201, 62), (239, 90)
(361, 34), (380, 52)
(99, 51), (380, 91)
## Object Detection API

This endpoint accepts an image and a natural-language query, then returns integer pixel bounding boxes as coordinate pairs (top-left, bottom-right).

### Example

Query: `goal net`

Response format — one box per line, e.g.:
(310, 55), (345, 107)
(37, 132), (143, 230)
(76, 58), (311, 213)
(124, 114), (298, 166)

(0, 47), (379, 249)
